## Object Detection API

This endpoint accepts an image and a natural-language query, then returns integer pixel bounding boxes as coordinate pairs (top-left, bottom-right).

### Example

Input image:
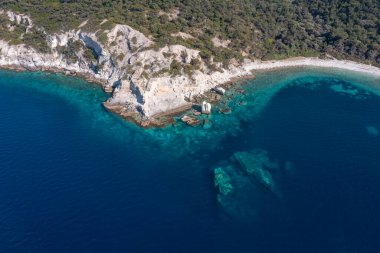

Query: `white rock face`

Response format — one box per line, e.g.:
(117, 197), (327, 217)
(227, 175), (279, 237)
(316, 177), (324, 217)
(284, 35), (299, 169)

(0, 10), (33, 30)
(0, 9), (254, 120)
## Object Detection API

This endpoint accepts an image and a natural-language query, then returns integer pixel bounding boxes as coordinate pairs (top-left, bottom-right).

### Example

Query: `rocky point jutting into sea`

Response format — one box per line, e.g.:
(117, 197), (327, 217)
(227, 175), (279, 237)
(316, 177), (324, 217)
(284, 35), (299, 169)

(1, 9), (380, 127)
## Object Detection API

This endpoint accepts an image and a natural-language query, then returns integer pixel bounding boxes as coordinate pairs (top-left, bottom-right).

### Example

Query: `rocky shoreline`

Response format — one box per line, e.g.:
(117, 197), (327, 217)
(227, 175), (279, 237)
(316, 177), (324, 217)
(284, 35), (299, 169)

(0, 62), (255, 128)
(102, 75), (254, 128)
(1, 9), (380, 129)
(0, 64), (105, 86)
(3, 57), (380, 128)
(0, 9), (258, 128)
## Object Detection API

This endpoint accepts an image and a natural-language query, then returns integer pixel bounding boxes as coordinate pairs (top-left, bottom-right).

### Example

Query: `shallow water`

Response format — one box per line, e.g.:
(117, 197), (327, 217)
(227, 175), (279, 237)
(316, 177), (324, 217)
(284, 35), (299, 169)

(0, 68), (380, 252)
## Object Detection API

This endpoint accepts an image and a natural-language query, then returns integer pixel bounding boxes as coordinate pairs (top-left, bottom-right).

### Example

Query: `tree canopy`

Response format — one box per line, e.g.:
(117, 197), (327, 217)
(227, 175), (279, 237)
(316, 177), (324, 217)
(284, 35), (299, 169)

(2, 0), (379, 65)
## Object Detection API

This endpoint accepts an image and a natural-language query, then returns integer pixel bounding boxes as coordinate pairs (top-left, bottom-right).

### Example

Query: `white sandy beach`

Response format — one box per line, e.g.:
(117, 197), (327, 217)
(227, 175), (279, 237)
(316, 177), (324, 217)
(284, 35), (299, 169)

(244, 57), (380, 77)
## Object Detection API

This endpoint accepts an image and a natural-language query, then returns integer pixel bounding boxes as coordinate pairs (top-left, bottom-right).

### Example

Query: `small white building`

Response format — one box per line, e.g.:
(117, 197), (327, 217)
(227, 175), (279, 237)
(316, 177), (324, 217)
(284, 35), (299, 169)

(202, 101), (212, 114)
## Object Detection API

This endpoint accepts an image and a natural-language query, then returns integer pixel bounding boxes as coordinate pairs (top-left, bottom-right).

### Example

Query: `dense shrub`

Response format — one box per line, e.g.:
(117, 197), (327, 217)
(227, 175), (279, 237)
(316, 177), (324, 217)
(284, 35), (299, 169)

(2, 0), (380, 66)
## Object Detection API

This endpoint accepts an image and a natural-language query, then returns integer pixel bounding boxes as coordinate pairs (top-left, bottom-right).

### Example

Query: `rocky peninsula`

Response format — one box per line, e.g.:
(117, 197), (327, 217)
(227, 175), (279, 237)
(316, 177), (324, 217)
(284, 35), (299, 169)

(1, 9), (380, 127)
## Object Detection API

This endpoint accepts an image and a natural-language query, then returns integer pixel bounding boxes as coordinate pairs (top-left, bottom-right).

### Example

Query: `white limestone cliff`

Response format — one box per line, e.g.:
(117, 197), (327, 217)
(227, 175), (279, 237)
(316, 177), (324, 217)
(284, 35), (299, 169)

(0, 9), (253, 123)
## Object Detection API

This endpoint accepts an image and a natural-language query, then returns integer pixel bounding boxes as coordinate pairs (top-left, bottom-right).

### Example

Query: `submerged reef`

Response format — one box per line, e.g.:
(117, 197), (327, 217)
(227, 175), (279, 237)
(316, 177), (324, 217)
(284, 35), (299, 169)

(366, 126), (379, 136)
(329, 82), (371, 100)
(213, 149), (283, 221)
(214, 165), (255, 220)
(214, 167), (234, 196)
(234, 150), (279, 196)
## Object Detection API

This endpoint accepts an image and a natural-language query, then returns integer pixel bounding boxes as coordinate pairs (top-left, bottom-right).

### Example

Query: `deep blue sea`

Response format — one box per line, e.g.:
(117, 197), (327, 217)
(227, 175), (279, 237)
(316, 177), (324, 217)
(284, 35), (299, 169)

(0, 68), (380, 253)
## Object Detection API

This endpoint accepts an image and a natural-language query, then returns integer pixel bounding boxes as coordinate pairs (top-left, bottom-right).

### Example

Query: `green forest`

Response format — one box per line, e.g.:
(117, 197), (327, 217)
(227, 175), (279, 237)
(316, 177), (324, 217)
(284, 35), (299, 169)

(1, 0), (380, 66)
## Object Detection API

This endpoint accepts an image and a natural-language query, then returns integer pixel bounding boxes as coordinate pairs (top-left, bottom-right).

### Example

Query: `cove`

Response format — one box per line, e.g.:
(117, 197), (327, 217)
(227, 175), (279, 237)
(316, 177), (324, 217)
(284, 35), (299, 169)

(0, 68), (380, 253)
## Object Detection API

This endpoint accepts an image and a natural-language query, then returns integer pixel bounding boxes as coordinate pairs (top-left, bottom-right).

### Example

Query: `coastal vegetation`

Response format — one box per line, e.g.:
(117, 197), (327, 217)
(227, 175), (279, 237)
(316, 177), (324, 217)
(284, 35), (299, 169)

(1, 0), (380, 66)
(1, 0), (379, 123)
(0, 11), (49, 52)
(0, 0), (380, 65)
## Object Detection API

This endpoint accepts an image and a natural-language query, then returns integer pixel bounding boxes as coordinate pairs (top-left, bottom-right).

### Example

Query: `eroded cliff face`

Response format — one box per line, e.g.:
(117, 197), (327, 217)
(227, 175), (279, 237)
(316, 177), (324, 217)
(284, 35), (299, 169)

(0, 10), (253, 123)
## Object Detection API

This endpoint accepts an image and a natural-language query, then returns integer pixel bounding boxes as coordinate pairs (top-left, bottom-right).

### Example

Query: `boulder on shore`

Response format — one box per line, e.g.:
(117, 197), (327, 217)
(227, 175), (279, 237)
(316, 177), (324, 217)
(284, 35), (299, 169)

(213, 86), (226, 95)
(181, 115), (201, 126)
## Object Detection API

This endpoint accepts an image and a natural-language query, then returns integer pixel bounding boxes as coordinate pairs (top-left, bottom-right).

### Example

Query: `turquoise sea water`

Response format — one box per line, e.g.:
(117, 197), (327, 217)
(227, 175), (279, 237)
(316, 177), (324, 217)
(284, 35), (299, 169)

(0, 68), (380, 252)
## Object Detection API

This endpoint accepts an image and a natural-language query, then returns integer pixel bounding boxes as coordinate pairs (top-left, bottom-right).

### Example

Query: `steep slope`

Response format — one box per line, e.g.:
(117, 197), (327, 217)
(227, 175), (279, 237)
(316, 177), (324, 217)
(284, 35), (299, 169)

(2, 0), (380, 66)
(0, 10), (253, 126)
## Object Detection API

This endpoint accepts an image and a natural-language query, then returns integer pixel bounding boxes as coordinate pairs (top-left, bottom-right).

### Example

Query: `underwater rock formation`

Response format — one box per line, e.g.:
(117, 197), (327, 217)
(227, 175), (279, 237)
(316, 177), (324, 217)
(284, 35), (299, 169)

(249, 149), (279, 171)
(203, 118), (212, 129)
(366, 126), (379, 136)
(214, 167), (234, 196)
(329, 82), (371, 100)
(213, 149), (282, 221)
(213, 166), (251, 220)
(234, 151), (278, 195)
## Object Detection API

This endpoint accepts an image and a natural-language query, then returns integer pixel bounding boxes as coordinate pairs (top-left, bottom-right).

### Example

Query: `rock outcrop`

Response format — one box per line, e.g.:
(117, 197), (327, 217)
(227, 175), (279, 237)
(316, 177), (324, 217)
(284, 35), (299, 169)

(0, 9), (254, 126)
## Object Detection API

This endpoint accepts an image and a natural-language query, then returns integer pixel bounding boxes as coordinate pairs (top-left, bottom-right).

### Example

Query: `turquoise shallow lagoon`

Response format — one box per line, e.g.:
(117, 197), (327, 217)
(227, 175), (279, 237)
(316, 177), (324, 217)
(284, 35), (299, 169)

(0, 68), (380, 252)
